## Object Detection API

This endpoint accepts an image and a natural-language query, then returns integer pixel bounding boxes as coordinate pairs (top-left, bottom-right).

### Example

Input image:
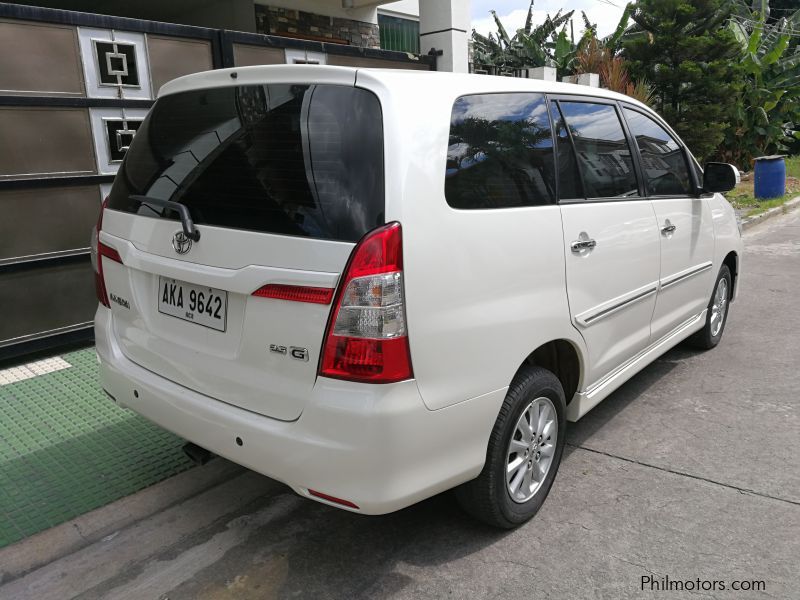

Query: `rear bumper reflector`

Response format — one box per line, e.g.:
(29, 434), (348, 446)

(252, 284), (334, 305)
(308, 489), (360, 509)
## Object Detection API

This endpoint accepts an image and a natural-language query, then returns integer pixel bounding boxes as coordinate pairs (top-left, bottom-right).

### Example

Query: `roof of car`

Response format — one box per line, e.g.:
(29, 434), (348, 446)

(158, 64), (647, 110)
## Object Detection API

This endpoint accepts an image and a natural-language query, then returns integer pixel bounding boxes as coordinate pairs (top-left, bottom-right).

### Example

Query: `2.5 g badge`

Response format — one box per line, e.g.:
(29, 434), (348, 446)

(269, 344), (309, 362)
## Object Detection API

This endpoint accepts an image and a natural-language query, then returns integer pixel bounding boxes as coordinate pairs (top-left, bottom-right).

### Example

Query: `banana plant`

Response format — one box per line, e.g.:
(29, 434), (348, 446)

(602, 2), (636, 54)
(723, 0), (800, 163)
(471, 1), (574, 71)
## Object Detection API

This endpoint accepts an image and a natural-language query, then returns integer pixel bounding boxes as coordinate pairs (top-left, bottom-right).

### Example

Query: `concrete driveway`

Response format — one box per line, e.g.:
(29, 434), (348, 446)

(2, 210), (798, 600)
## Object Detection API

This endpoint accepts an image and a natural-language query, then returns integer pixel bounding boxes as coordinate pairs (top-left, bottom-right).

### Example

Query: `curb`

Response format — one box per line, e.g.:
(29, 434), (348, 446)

(740, 196), (800, 231)
(0, 458), (244, 584)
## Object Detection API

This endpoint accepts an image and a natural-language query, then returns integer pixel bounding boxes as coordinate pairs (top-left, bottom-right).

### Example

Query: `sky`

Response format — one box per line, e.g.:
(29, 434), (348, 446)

(471, 0), (627, 40)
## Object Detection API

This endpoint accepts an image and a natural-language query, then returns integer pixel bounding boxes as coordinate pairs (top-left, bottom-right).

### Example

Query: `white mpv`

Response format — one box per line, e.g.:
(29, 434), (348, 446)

(93, 66), (743, 528)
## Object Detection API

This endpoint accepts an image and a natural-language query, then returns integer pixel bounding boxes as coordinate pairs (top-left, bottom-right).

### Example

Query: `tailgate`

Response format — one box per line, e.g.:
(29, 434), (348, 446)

(99, 76), (384, 421)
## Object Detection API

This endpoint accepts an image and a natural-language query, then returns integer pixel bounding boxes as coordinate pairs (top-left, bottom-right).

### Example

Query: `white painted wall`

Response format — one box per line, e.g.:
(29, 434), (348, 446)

(379, 0), (419, 19)
(419, 0), (469, 72)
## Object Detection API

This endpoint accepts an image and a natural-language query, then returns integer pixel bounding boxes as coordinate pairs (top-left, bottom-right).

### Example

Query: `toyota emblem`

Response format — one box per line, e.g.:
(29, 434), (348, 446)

(172, 231), (192, 255)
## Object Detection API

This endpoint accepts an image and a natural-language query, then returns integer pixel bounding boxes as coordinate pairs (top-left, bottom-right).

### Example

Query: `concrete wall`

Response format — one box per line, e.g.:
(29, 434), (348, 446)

(254, 0), (379, 23)
(255, 4), (381, 47)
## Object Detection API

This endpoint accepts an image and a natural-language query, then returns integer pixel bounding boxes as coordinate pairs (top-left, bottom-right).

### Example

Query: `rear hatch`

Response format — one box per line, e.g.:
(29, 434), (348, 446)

(100, 74), (385, 421)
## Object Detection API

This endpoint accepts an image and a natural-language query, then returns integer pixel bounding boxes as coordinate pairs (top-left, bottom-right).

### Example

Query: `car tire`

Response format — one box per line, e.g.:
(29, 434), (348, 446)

(687, 265), (732, 350)
(455, 365), (566, 529)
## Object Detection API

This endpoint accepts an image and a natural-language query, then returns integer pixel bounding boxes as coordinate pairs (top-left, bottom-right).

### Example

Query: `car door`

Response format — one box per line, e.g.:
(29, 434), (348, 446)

(621, 106), (715, 342)
(552, 98), (661, 386)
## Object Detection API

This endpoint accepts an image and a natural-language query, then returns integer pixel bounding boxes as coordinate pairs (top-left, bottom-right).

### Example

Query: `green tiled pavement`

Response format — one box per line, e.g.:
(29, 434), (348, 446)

(0, 348), (194, 548)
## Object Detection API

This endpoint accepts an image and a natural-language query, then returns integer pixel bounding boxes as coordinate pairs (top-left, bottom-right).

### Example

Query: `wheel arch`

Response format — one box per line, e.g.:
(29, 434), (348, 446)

(519, 339), (585, 406)
(723, 250), (738, 301)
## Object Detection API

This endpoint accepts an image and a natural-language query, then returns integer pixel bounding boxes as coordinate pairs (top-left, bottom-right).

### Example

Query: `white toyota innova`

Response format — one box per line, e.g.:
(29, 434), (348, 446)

(93, 65), (743, 528)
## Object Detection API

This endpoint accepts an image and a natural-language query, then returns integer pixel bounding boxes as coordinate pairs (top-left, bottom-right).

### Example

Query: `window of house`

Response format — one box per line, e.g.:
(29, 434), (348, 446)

(623, 107), (693, 196)
(445, 93), (556, 209)
(558, 101), (639, 199)
(378, 14), (420, 54)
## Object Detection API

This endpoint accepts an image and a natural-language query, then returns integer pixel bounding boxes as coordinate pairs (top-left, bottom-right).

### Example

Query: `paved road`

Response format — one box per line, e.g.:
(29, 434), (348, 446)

(2, 211), (798, 600)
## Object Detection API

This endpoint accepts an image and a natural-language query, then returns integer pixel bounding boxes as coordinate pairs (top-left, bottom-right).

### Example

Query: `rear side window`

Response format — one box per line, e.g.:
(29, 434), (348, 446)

(558, 101), (638, 199)
(108, 84), (384, 243)
(623, 107), (692, 196)
(445, 93), (556, 209)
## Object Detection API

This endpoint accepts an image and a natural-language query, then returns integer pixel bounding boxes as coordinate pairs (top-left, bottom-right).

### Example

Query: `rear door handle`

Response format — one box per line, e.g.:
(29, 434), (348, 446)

(661, 221), (677, 235)
(570, 238), (597, 252)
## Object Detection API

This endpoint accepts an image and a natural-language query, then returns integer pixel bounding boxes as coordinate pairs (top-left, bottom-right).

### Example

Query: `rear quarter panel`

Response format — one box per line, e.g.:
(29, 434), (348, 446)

(358, 72), (586, 411)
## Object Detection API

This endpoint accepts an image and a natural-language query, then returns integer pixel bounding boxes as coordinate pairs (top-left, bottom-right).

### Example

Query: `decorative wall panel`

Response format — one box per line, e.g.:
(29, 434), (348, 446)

(77, 27), (152, 99)
(89, 107), (149, 174)
(0, 19), (85, 96)
(0, 107), (95, 179)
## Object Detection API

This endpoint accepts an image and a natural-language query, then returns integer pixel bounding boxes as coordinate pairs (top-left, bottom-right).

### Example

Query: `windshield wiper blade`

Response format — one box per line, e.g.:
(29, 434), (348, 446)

(130, 195), (201, 242)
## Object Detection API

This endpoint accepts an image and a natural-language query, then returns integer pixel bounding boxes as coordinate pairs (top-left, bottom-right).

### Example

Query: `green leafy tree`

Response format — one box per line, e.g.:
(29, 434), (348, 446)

(624, 0), (744, 161)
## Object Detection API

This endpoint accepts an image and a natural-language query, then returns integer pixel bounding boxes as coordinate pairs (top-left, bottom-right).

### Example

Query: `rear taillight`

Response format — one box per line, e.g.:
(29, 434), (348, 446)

(319, 222), (412, 383)
(91, 197), (122, 308)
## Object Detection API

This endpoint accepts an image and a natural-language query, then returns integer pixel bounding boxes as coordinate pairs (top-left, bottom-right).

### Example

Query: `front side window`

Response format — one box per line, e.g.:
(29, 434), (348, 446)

(445, 93), (556, 209)
(623, 108), (692, 196)
(558, 101), (638, 199)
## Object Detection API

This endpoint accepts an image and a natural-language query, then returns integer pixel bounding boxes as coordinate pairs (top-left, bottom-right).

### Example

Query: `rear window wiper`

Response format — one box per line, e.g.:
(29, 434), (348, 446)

(130, 195), (201, 242)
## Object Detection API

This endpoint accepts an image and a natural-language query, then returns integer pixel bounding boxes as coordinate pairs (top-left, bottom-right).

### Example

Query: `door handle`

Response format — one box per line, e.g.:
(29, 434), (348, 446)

(570, 238), (597, 252)
(661, 222), (677, 235)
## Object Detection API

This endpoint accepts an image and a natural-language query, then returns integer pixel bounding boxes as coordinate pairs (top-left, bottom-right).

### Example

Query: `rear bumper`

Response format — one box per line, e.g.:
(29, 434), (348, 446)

(94, 307), (503, 514)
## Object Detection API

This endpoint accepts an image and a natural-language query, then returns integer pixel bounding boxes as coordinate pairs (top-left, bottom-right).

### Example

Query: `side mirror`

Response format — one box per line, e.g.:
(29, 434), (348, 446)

(703, 162), (739, 194)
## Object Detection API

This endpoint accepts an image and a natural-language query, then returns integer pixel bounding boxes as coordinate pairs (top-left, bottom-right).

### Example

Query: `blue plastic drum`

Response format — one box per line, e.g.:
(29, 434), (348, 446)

(754, 155), (786, 199)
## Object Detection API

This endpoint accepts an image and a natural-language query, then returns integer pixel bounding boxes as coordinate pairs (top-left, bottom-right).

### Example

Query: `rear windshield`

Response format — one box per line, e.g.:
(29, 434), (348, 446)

(107, 84), (384, 242)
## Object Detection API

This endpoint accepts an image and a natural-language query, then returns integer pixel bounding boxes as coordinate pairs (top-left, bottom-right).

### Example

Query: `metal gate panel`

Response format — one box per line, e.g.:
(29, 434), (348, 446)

(327, 54), (430, 70)
(0, 258), (96, 345)
(0, 186), (99, 263)
(0, 19), (85, 97)
(0, 107), (95, 178)
(232, 43), (286, 67)
(221, 30), (436, 72)
(147, 35), (214, 92)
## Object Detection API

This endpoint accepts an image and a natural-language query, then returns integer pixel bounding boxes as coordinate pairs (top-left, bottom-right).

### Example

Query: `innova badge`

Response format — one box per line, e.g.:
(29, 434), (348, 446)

(172, 231), (192, 255)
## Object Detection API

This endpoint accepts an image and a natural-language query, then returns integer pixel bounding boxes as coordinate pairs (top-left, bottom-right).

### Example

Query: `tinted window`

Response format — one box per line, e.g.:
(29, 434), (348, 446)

(558, 102), (638, 199)
(550, 102), (583, 200)
(445, 93), (556, 209)
(108, 84), (384, 242)
(623, 108), (692, 196)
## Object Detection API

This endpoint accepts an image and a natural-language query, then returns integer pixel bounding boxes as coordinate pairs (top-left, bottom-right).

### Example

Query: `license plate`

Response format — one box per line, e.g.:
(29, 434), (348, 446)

(158, 276), (227, 332)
